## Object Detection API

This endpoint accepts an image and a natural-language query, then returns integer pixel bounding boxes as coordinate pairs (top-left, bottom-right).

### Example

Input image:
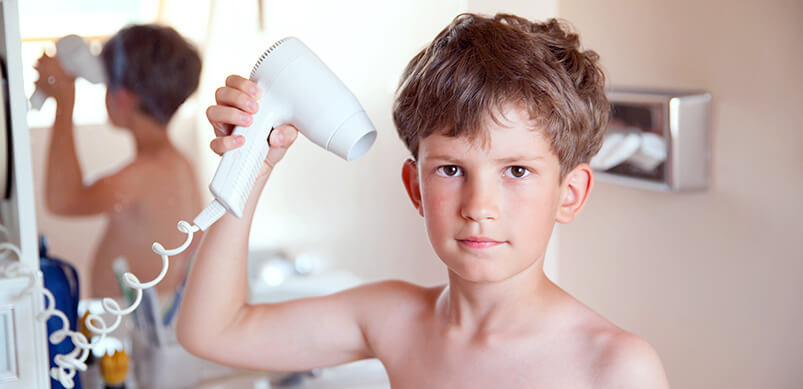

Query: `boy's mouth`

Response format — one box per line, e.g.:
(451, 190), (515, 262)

(457, 236), (505, 249)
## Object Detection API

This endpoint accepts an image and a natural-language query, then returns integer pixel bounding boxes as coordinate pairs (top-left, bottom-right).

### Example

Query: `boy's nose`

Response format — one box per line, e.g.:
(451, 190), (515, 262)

(460, 178), (499, 222)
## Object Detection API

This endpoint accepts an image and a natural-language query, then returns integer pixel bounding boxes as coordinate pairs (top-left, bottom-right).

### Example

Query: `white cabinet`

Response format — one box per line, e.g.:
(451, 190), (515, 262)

(0, 277), (50, 389)
(0, 0), (51, 388)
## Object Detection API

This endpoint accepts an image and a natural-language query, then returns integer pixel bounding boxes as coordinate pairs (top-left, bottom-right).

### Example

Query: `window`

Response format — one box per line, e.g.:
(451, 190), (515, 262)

(19, 0), (161, 128)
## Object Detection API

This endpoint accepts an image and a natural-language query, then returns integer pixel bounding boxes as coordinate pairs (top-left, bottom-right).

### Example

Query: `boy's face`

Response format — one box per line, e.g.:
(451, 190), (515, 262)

(105, 87), (126, 128)
(105, 87), (137, 129)
(403, 104), (590, 283)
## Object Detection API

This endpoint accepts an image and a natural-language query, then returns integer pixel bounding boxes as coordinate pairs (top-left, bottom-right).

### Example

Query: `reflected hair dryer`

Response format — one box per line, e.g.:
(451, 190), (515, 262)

(193, 37), (377, 230)
(30, 34), (106, 110)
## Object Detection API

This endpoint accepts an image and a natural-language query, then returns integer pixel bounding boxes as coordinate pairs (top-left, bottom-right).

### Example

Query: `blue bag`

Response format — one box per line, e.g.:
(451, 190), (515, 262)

(39, 235), (82, 389)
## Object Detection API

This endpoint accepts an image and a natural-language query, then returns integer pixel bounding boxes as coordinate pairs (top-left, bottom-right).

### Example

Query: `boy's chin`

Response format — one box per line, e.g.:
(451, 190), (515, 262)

(445, 262), (518, 284)
(443, 254), (544, 285)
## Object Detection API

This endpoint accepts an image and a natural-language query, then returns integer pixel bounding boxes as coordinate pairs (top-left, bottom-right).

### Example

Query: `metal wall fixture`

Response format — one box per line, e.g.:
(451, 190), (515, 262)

(591, 88), (712, 192)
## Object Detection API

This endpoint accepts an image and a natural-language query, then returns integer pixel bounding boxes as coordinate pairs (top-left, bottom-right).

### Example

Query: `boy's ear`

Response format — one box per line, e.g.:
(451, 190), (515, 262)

(111, 87), (138, 111)
(555, 163), (593, 224)
(401, 158), (424, 217)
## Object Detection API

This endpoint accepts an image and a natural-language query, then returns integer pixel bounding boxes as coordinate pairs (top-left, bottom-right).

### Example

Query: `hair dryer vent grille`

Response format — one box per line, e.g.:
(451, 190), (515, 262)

(250, 38), (290, 80)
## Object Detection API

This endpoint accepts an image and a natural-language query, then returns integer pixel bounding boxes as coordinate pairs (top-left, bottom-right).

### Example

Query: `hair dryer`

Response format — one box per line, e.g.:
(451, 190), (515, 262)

(193, 37), (377, 230)
(30, 34), (106, 110)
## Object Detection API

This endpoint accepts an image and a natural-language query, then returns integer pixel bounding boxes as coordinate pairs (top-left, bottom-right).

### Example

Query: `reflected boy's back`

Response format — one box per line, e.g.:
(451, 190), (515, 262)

(38, 24), (203, 297)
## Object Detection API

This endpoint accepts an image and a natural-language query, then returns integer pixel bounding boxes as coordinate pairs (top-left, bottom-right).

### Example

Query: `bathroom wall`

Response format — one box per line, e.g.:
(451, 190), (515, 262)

(557, 0), (803, 387)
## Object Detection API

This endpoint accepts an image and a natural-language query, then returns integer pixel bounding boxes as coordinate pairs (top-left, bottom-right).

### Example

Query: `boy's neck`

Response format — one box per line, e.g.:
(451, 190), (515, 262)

(438, 256), (562, 341)
(129, 114), (172, 156)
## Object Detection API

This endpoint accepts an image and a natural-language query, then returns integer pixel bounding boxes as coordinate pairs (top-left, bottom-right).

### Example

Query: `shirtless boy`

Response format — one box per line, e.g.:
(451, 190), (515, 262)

(37, 24), (203, 297)
(178, 13), (670, 387)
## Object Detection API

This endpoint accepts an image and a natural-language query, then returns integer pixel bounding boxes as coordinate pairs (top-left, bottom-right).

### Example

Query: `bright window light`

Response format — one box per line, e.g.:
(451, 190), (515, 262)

(18, 0), (160, 128)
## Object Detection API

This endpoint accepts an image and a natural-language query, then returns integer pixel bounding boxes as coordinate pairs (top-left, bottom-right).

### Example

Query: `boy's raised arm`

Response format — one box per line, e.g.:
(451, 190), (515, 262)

(176, 76), (374, 371)
(36, 54), (155, 216)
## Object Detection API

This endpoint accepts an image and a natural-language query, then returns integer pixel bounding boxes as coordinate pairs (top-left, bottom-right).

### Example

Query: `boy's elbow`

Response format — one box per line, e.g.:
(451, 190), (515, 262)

(176, 316), (202, 356)
(45, 192), (72, 215)
(46, 197), (85, 216)
(176, 313), (217, 360)
(44, 180), (84, 215)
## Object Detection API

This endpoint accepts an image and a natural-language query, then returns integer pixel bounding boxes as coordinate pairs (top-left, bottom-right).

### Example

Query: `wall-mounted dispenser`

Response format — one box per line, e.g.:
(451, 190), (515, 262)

(591, 88), (712, 192)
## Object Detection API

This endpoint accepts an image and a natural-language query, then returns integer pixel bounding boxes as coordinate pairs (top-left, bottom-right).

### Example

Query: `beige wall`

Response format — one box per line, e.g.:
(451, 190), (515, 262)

(465, 0), (557, 18)
(558, 1), (803, 388)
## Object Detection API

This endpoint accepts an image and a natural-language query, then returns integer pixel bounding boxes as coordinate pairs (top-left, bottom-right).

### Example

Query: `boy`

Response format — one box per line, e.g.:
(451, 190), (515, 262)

(36, 24), (203, 297)
(177, 14), (669, 387)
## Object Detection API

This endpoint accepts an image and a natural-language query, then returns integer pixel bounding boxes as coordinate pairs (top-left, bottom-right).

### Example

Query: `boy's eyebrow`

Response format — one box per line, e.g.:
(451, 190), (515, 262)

(427, 155), (462, 163)
(426, 155), (546, 164)
(495, 156), (546, 164)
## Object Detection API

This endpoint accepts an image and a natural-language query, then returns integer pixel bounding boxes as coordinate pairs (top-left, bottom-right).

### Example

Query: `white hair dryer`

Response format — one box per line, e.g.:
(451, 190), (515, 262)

(193, 37), (377, 230)
(30, 34), (106, 110)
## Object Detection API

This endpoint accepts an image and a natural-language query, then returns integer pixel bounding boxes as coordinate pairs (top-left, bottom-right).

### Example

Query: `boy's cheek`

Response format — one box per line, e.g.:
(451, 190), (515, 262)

(421, 187), (457, 216)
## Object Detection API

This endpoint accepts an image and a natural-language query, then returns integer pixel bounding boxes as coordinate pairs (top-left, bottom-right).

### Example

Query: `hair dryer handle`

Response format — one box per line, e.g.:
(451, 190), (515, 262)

(208, 109), (284, 218)
(30, 88), (47, 110)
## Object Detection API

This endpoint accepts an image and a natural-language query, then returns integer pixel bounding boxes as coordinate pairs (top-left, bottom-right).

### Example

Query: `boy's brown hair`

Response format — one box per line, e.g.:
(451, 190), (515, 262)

(101, 24), (202, 125)
(393, 13), (608, 179)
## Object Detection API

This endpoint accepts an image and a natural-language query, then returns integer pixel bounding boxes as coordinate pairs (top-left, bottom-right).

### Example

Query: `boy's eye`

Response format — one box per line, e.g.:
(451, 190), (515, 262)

(436, 165), (463, 177)
(505, 166), (530, 178)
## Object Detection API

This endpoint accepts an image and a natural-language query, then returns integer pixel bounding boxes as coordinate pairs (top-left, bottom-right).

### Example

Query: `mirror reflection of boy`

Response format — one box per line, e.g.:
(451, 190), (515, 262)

(178, 14), (670, 387)
(35, 25), (203, 298)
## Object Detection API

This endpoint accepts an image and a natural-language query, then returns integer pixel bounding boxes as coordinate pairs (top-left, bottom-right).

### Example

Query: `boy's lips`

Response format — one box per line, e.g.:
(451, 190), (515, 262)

(457, 236), (505, 249)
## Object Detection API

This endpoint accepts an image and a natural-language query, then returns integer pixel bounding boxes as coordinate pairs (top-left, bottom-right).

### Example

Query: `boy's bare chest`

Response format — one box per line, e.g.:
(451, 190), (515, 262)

(378, 326), (600, 388)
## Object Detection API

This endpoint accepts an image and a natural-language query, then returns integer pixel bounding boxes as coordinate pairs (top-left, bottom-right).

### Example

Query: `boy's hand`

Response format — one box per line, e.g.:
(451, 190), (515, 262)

(34, 53), (76, 106)
(207, 75), (298, 178)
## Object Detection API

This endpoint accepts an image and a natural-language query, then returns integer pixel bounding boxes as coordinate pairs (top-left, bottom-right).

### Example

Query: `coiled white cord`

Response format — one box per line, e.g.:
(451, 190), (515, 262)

(0, 200), (225, 388)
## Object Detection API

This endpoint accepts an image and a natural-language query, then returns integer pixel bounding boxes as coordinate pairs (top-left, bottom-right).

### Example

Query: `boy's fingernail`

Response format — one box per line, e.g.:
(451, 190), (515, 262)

(250, 86), (259, 97)
(273, 132), (283, 145)
(241, 113), (251, 123)
(247, 101), (257, 111)
(236, 135), (245, 144)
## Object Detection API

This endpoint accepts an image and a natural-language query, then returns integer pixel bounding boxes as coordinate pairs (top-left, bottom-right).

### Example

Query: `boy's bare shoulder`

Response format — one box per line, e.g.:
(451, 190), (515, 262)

(557, 291), (669, 388)
(348, 280), (441, 343)
(122, 146), (199, 199)
(350, 279), (440, 312)
(592, 330), (670, 388)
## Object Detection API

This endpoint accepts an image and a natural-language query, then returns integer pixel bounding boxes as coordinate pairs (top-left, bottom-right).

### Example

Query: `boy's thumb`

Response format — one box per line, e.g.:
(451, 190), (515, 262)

(265, 125), (298, 167)
(268, 125), (298, 148)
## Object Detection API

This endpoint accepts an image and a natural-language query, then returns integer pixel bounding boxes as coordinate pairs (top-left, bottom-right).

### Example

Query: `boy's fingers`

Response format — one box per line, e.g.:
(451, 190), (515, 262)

(225, 75), (261, 99)
(213, 125), (228, 137)
(210, 125), (294, 157)
(214, 86), (258, 113)
(209, 135), (244, 156)
(206, 105), (251, 133)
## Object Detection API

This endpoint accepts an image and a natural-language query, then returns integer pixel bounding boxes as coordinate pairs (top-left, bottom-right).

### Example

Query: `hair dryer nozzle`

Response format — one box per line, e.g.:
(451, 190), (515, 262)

(327, 110), (376, 161)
